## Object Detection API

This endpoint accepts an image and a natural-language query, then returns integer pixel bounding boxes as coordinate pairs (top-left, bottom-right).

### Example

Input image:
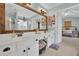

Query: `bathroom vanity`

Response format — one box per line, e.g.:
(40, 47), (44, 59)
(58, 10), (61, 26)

(0, 33), (39, 56)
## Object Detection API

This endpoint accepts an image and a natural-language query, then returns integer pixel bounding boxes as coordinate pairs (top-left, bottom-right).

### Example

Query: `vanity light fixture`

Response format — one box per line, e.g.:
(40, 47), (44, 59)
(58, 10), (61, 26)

(25, 3), (32, 7)
(39, 8), (46, 15)
(8, 17), (12, 22)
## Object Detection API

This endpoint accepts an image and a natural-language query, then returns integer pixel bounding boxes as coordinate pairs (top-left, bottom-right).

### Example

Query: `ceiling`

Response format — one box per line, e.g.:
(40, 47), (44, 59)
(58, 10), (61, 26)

(62, 4), (79, 17)
(5, 3), (79, 19)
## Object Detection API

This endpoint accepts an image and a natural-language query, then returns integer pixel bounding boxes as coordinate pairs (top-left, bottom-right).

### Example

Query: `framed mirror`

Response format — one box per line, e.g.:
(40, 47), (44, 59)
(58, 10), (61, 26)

(3, 3), (47, 33)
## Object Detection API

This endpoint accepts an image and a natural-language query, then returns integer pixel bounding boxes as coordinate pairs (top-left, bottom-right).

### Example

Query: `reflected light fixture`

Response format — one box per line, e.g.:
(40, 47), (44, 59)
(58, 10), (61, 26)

(26, 3), (32, 7)
(22, 3), (32, 7)
(39, 8), (46, 14)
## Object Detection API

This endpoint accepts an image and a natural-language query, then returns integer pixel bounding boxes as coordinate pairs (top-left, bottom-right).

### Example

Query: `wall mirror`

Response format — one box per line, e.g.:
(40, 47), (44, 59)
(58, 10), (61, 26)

(4, 3), (47, 33)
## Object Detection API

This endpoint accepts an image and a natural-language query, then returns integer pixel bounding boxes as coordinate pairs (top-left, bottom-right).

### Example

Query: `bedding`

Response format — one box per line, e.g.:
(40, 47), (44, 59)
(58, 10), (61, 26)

(63, 30), (72, 34)
(62, 30), (73, 36)
(62, 30), (79, 37)
(62, 26), (78, 37)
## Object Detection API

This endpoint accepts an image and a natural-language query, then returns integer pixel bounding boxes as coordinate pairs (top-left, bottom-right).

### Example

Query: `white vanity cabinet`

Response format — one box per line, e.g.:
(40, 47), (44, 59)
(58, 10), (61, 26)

(0, 33), (39, 56)
(16, 36), (39, 56)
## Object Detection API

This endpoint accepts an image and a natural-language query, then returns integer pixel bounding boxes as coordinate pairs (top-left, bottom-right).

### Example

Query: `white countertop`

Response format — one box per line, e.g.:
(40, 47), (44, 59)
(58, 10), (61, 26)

(0, 33), (36, 45)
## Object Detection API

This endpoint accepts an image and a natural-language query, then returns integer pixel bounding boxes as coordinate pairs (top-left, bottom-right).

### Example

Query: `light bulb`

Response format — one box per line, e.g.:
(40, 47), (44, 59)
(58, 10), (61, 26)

(64, 12), (69, 16)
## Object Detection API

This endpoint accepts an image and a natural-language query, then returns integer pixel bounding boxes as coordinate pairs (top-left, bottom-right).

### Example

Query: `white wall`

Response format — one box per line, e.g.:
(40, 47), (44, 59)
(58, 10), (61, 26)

(48, 11), (63, 44)
(63, 17), (79, 30)
(55, 12), (63, 44)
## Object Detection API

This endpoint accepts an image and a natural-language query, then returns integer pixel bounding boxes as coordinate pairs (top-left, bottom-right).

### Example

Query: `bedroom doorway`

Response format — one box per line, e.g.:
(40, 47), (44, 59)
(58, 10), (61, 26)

(62, 7), (79, 55)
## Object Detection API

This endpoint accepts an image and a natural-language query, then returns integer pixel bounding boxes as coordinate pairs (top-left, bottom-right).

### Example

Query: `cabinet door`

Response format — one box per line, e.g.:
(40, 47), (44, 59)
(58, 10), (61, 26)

(27, 38), (39, 56)
(17, 40), (28, 56)
(0, 42), (17, 56)
(17, 36), (39, 56)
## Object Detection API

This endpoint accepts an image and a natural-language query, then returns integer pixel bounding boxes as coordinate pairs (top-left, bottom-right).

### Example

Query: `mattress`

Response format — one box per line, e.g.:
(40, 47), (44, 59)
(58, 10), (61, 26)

(62, 30), (73, 36)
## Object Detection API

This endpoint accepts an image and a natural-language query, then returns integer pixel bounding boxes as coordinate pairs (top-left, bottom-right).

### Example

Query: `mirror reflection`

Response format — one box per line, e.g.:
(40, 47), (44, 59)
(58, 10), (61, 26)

(5, 3), (46, 31)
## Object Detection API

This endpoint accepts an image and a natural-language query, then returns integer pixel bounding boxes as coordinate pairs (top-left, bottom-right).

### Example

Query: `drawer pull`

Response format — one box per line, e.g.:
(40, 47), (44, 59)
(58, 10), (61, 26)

(36, 39), (38, 41)
(23, 50), (26, 52)
(3, 47), (10, 52)
(28, 48), (30, 50)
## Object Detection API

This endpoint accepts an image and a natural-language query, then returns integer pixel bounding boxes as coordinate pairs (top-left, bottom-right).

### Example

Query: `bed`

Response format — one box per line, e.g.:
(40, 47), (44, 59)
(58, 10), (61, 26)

(62, 30), (73, 37)
(62, 26), (79, 37)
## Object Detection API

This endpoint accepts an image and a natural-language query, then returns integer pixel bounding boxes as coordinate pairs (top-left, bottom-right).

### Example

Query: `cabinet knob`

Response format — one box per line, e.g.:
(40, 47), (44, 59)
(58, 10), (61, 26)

(28, 48), (30, 50)
(23, 50), (26, 52)
(36, 39), (38, 41)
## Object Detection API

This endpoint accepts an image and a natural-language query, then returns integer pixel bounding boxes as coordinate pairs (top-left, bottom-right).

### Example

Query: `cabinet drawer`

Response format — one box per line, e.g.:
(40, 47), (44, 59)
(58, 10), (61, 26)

(17, 41), (28, 56)
(0, 43), (17, 56)
(27, 43), (39, 56)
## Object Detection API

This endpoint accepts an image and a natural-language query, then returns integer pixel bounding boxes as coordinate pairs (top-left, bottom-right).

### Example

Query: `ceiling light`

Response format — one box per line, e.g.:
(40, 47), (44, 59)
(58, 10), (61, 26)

(8, 17), (12, 22)
(64, 9), (70, 16)
(64, 12), (68, 16)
